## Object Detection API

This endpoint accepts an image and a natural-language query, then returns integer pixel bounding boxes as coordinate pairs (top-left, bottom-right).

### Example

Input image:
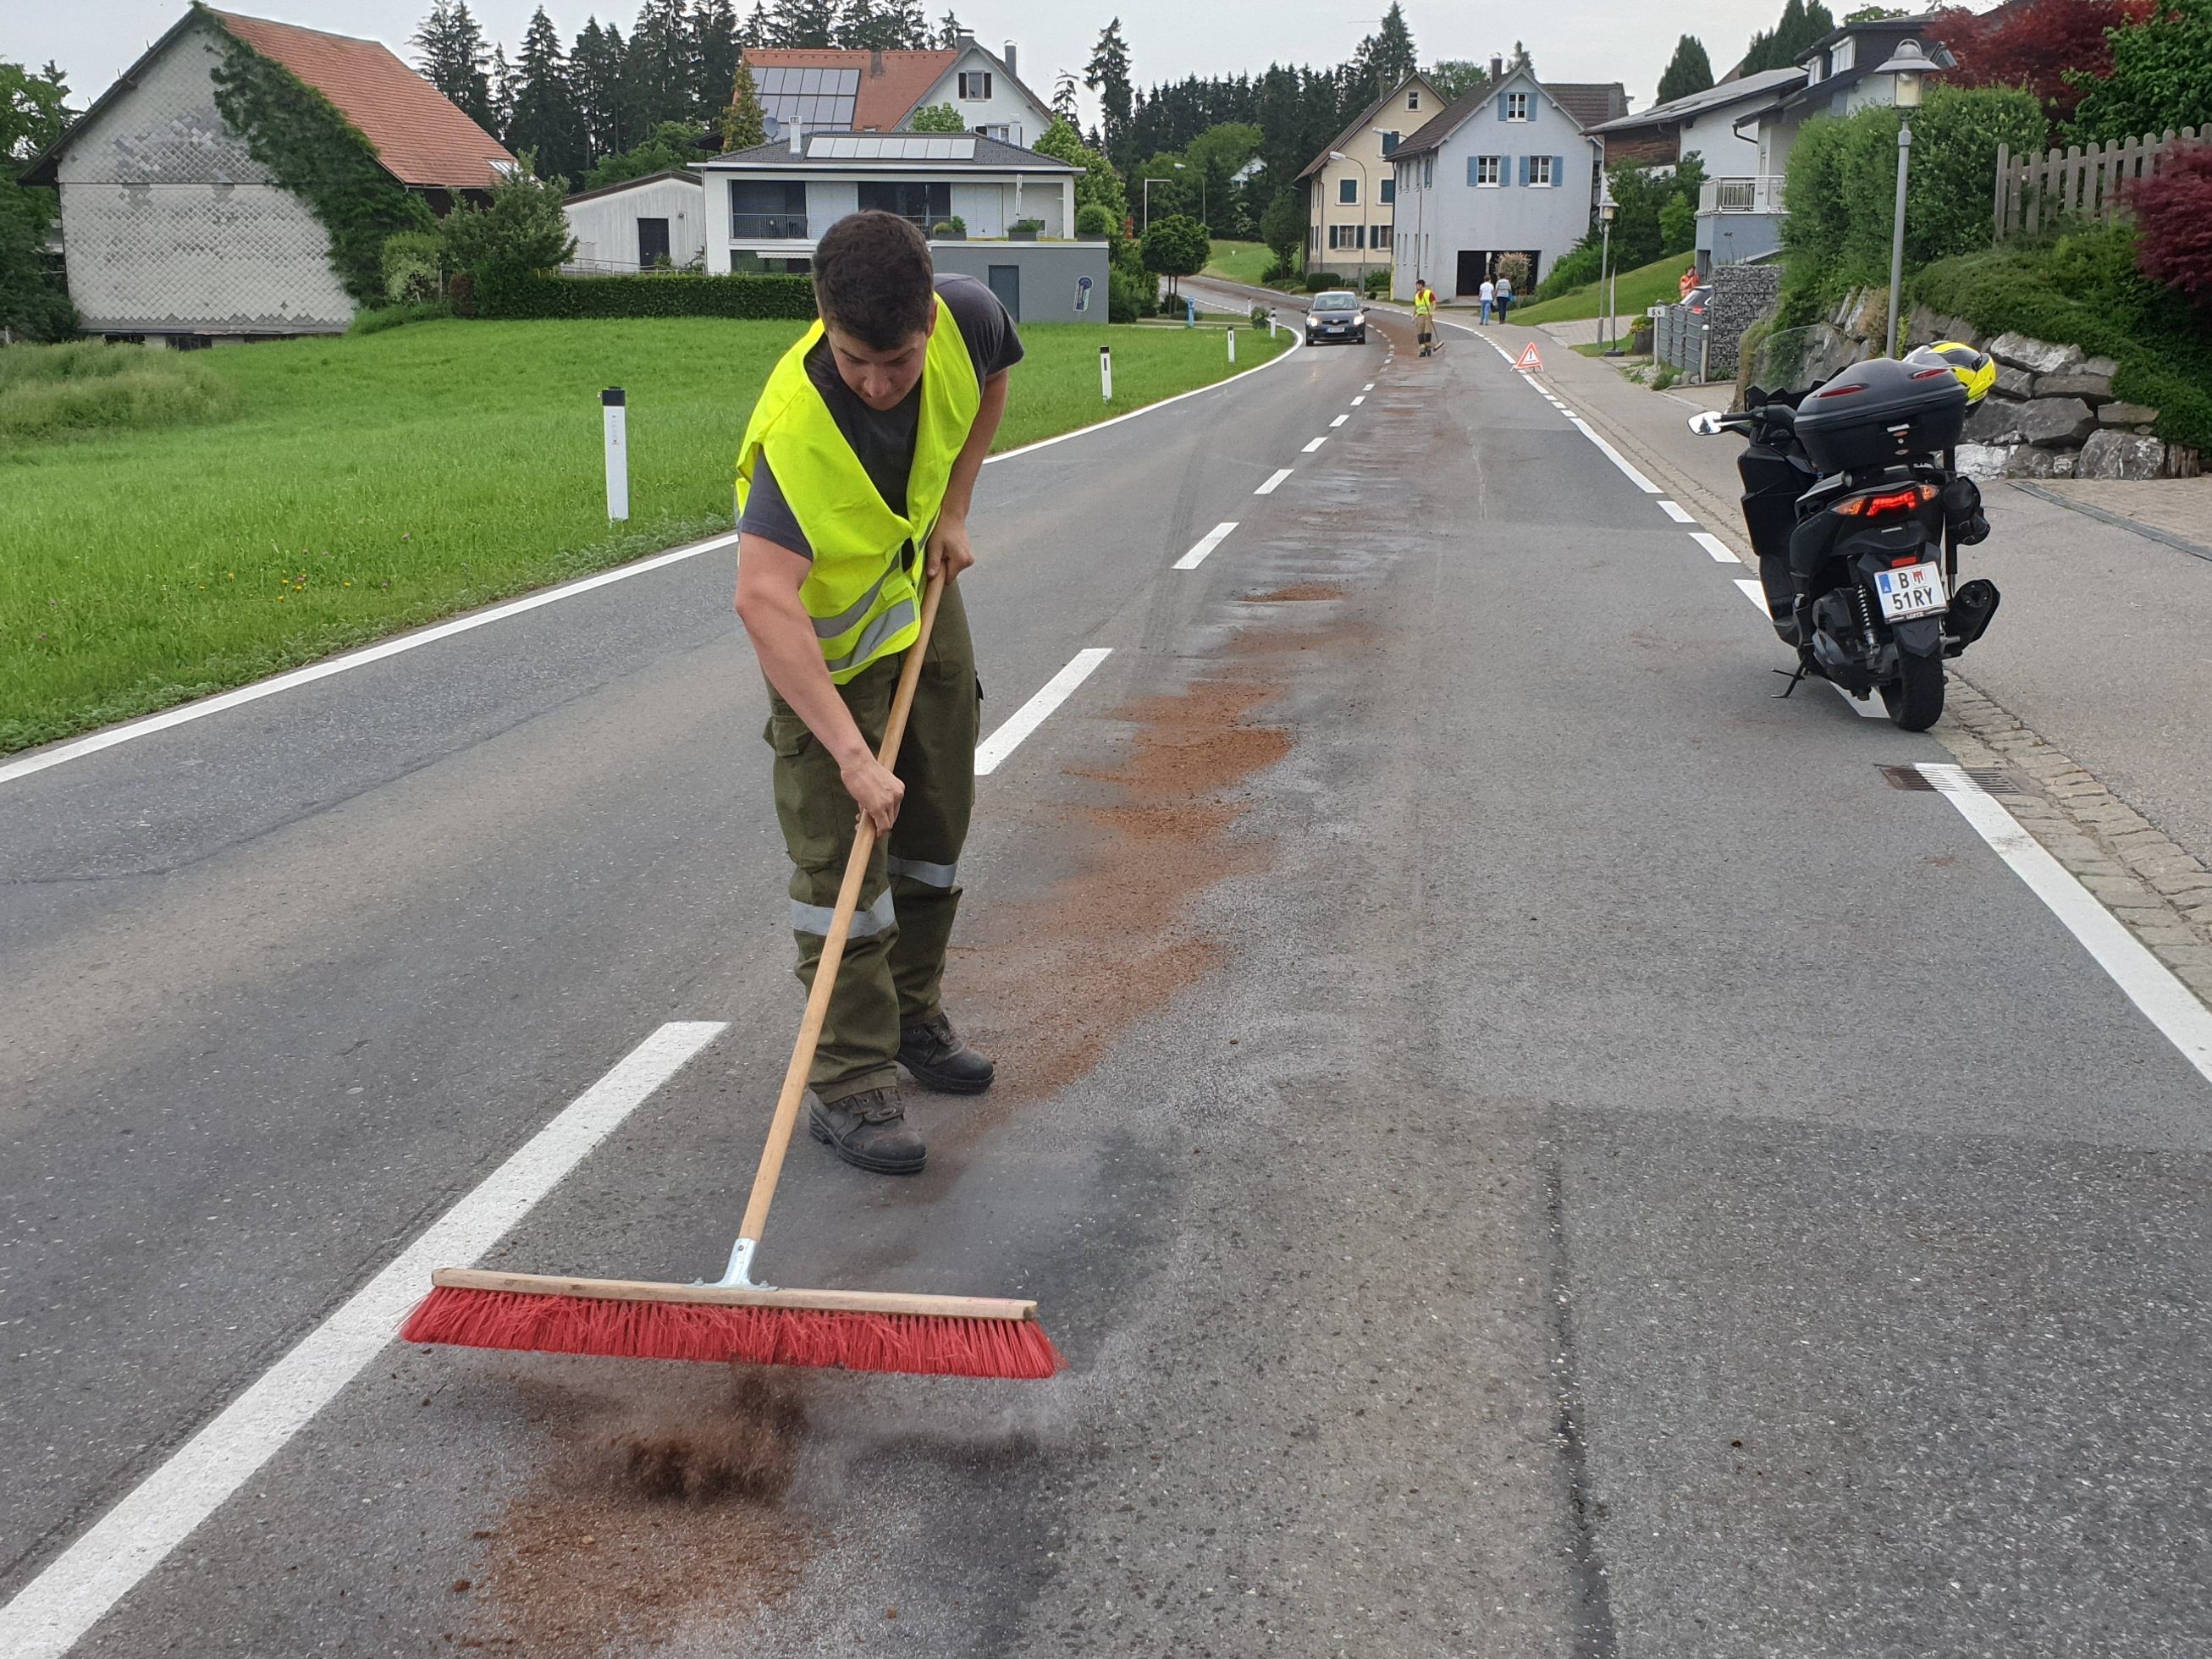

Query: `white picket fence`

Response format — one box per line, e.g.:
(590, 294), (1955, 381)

(1994, 127), (2203, 239)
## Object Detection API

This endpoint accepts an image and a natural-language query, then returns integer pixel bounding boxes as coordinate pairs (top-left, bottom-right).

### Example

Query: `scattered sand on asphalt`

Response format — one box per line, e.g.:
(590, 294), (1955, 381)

(462, 1364), (810, 1653)
(1244, 581), (1347, 602)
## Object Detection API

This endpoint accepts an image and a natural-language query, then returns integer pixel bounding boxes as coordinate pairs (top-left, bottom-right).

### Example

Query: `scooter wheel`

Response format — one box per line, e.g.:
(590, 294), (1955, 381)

(1880, 652), (1944, 730)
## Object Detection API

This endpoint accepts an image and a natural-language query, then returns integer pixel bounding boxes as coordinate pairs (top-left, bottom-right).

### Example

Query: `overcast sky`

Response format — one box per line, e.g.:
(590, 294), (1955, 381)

(6, 0), (1953, 130)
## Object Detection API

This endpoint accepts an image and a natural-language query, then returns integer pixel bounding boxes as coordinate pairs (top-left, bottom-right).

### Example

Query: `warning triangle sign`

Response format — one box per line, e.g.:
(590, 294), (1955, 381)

(1515, 343), (1544, 372)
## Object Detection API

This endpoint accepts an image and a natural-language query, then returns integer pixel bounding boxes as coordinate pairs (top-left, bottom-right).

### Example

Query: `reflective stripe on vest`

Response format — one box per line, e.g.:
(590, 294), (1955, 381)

(735, 295), (981, 684)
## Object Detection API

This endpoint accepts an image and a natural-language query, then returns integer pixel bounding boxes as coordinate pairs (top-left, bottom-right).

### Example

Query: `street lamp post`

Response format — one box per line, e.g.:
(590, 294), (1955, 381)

(1597, 193), (1619, 356)
(1328, 148), (1371, 293)
(1142, 176), (1171, 231)
(1172, 160), (1205, 231)
(1874, 37), (1944, 357)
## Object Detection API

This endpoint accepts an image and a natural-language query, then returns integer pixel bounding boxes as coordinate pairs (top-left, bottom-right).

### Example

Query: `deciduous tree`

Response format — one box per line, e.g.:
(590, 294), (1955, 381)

(2066, 0), (2212, 142)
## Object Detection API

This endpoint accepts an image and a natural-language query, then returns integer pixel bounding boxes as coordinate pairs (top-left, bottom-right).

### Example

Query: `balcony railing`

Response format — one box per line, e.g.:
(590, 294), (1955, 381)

(1698, 175), (1787, 216)
(730, 212), (808, 240)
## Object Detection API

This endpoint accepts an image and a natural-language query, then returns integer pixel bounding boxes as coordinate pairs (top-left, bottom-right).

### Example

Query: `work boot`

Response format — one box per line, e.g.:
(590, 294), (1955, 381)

(808, 1085), (925, 1174)
(897, 1014), (996, 1094)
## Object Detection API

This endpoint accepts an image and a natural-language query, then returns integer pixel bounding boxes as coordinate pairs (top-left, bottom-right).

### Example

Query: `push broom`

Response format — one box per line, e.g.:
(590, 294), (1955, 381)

(401, 571), (1062, 1380)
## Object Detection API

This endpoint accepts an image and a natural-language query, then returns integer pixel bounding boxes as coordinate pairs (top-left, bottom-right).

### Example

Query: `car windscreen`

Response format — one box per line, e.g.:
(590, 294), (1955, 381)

(1312, 295), (1359, 311)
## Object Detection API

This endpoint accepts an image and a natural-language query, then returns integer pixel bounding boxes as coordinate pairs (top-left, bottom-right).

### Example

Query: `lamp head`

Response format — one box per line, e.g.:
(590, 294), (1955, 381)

(1873, 37), (1944, 108)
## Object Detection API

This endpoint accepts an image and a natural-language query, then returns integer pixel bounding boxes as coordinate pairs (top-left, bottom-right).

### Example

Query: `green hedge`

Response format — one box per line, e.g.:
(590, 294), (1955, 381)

(1780, 85), (2046, 322)
(1912, 220), (2212, 448)
(474, 271), (818, 321)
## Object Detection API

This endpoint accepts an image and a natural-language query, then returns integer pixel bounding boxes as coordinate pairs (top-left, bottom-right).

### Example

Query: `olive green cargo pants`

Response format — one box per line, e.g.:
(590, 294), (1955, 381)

(763, 580), (979, 1105)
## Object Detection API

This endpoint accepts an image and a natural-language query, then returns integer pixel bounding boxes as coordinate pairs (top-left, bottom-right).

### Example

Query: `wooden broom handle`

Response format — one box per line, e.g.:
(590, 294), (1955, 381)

(738, 570), (946, 1244)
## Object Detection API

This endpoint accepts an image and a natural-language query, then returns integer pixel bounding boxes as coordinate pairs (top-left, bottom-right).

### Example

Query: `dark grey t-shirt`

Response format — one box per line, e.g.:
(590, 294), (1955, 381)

(741, 273), (1023, 558)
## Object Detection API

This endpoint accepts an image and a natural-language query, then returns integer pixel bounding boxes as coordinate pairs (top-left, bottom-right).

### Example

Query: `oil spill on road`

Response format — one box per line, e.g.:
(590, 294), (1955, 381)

(1244, 581), (1347, 603)
(461, 1364), (810, 1654)
(946, 671), (1294, 1126)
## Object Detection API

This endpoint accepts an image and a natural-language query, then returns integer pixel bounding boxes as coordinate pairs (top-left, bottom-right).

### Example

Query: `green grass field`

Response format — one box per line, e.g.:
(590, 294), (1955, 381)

(1202, 240), (1274, 285)
(1509, 252), (1700, 325)
(1, 317), (1287, 754)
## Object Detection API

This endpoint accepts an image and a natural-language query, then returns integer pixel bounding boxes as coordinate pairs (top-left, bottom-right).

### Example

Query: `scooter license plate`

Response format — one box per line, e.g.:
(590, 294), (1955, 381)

(1874, 560), (1948, 620)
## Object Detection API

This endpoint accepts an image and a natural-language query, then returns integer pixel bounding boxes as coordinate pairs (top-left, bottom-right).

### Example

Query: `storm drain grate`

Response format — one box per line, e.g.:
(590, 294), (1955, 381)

(1881, 763), (2022, 795)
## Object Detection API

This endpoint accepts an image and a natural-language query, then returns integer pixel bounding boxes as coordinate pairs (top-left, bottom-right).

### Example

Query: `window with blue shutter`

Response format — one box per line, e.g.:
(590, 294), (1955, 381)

(1518, 155), (1530, 185)
(1551, 154), (1564, 187)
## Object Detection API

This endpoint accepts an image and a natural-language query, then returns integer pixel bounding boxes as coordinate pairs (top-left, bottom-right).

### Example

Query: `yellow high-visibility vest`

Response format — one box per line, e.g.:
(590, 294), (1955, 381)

(736, 294), (979, 683)
(1414, 289), (1435, 317)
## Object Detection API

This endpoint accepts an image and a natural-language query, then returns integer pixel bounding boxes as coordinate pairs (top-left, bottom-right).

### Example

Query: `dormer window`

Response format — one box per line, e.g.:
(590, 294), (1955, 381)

(1830, 36), (1856, 73)
(958, 70), (992, 99)
(1408, 89), (1420, 109)
(1505, 91), (1531, 120)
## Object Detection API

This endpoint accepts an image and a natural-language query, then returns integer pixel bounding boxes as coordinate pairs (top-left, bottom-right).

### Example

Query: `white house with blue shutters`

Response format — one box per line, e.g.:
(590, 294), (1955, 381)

(1387, 66), (1602, 303)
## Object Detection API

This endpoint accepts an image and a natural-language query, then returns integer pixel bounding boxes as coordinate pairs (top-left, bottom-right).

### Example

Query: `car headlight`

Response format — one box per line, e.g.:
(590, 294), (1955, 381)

(1352, 312), (1365, 327)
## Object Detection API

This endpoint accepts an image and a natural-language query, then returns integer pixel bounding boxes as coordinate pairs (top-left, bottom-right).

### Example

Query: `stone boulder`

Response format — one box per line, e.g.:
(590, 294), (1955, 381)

(1955, 444), (2013, 479)
(1963, 400), (2026, 444)
(1909, 304), (1981, 349)
(2098, 401), (2159, 427)
(2074, 430), (2169, 479)
(1988, 332), (2083, 377)
(2015, 396), (2098, 446)
(2000, 445), (2070, 478)
(1993, 365), (2035, 400)
(2034, 368), (2115, 401)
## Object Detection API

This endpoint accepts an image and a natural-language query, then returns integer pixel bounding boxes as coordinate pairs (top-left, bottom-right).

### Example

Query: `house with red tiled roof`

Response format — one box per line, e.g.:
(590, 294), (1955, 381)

(741, 33), (1053, 150)
(22, 7), (515, 339)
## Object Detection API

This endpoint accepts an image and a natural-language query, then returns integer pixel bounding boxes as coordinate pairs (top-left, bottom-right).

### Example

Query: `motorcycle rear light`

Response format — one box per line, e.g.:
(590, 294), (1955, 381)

(1910, 366), (1953, 381)
(1814, 383), (1867, 399)
(1831, 483), (1939, 517)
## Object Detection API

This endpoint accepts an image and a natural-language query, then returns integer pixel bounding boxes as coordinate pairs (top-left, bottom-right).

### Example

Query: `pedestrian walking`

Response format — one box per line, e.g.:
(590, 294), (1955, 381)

(1414, 278), (1436, 356)
(1494, 273), (1514, 323)
(733, 211), (1019, 1175)
(1479, 277), (1495, 325)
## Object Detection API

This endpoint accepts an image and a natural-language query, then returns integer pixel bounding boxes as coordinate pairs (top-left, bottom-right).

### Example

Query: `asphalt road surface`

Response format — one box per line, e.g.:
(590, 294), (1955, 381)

(5, 306), (2211, 1658)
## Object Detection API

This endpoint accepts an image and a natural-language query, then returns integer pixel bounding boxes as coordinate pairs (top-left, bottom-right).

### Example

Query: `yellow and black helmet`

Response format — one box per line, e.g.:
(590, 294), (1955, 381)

(1907, 341), (1996, 405)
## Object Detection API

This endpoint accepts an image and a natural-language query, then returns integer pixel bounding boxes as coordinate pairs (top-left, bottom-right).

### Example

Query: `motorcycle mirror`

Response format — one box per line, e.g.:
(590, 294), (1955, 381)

(1686, 411), (1727, 435)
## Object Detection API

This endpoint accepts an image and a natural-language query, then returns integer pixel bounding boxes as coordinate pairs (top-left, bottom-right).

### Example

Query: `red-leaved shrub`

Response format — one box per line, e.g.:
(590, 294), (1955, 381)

(2132, 145), (2212, 307)
(1928, 0), (2153, 125)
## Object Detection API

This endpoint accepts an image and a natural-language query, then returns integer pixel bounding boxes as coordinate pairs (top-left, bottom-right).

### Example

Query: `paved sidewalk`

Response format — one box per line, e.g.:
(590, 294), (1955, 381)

(1477, 312), (2212, 894)
(1533, 315), (1637, 346)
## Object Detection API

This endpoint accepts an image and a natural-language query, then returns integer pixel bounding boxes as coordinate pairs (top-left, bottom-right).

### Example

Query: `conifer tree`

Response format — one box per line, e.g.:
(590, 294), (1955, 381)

(1656, 35), (1715, 102)
(689, 0), (742, 126)
(509, 8), (588, 184)
(721, 61), (769, 150)
(1084, 18), (1133, 159)
(411, 1), (495, 127)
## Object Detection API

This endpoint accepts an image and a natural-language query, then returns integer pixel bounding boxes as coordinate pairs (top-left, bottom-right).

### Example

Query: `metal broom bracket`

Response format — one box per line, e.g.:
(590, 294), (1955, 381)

(704, 1236), (775, 1291)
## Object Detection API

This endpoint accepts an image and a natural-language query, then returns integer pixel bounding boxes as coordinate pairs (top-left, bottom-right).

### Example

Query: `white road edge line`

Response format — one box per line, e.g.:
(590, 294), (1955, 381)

(0, 536), (736, 787)
(1731, 581), (1882, 717)
(3, 336), (1306, 791)
(1921, 763), (2212, 1088)
(1658, 499), (1697, 523)
(0, 1020), (729, 1659)
(1174, 521), (1238, 571)
(973, 648), (1112, 775)
(1568, 416), (1662, 493)
(1691, 531), (1740, 564)
(1302, 435), (1328, 453)
(1255, 467), (1294, 494)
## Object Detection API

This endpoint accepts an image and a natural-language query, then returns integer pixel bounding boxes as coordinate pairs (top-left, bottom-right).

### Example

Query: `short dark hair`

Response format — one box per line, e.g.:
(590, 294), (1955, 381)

(814, 212), (935, 350)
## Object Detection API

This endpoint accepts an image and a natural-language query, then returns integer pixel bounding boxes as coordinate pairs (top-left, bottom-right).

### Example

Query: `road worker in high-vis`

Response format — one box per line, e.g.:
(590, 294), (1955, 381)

(1415, 278), (1436, 356)
(733, 211), (1022, 1176)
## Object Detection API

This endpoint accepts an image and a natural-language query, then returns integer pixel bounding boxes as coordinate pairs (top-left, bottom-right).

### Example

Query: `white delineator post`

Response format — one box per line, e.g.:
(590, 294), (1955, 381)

(1227, 326), (1237, 363)
(1269, 308), (1278, 339)
(1100, 345), (1112, 402)
(602, 387), (629, 521)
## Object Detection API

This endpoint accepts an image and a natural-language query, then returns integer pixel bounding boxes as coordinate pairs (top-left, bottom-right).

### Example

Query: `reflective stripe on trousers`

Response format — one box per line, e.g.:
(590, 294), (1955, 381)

(885, 854), (958, 888)
(792, 884), (896, 939)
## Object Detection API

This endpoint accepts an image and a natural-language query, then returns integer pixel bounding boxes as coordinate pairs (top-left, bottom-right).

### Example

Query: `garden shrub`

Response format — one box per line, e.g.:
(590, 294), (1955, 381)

(348, 300), (452, 334)
(380, 229), (444, 304)
(1107, 267), (1149, 322)
(2066, 0), (2212, 145)
(474, 271), (818, 321)
(1076, 202), (1115, 237)
(0, 341), (237, 444)
(1532, 241), (1602, 300)
(1302, 270), (1334, 291)
(1363, 268), (1391, 296)
(2130, 142), (2212, 308)
(1911, 217), (2212, 444)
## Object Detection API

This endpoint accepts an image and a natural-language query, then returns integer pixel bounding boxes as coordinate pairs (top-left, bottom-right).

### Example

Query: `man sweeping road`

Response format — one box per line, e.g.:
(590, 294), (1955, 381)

(733, 211), (1021, 1176)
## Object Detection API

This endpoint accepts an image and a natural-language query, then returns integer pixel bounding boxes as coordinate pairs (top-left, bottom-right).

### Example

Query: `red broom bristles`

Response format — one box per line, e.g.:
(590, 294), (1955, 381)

(400, 1285), (1063, 1380)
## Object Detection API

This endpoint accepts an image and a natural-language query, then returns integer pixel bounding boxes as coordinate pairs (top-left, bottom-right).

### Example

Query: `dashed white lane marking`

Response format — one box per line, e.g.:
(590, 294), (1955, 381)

(1255, 467), (1294, 495)
(1331, 414), (1349, 427)
(1363, 383), (1375, 391)
(1351, 395), (1366, 405)
(1691, 532), (1740, 564)
(1922, 763), (2212, 1089)
(1301, 435), (1328, 453)
(1174, 521), (1239, 571)
(974, 648), (1112, 775)
(1732, 577), (1768, 610)
(1658, 499), (1696, 523)
(0, 1020), (729, 1659)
